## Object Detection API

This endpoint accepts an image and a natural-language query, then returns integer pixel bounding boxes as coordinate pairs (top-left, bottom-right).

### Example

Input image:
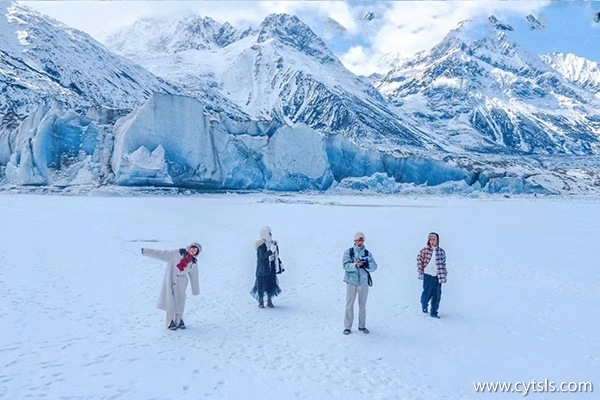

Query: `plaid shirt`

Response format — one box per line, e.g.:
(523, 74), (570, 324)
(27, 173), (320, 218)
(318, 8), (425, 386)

(417, 246), (447, 283)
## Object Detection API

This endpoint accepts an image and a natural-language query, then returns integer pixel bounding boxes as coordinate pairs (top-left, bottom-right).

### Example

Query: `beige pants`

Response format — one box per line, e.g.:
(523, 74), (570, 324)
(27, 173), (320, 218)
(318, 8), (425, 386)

(344, 283), (369, 330)
(165, 313), (183, 327)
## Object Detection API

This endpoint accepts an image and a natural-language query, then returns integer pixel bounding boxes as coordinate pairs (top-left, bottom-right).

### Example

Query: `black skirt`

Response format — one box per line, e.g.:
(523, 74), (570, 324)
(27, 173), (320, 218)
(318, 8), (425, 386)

(250, 273), (281, 301)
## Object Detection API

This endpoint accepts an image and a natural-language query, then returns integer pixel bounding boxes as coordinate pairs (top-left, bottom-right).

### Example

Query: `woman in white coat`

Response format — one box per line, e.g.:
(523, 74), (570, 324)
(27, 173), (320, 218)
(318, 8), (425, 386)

(141, 242), (202, 330)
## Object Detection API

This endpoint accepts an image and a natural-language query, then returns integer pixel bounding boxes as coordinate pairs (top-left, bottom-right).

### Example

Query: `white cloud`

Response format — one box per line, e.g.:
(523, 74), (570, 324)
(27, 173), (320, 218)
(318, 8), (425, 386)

(24, 1), (286, 40)
(339, 46), (373, 77)
(352, 0), (549, 75)
(24, 0), (356, 40)
(23, 0), (550, 76)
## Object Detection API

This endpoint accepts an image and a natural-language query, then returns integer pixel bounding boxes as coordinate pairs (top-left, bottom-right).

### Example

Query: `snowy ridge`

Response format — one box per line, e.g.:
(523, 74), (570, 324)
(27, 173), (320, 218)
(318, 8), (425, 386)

(541, 52), (600, 96)
(105, 13), (430, 148)
(0, 1), (176, 123)
(256, 14), (338, 65)
(375, 16), (600, 156)
(106, 14), (252, 57)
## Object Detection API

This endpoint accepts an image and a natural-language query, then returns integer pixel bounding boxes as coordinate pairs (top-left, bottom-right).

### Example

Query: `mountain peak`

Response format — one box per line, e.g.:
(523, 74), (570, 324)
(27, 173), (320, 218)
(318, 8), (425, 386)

(257, 13), (337, 64)
(525, 14), (545, 31)
(106, 14), (248, 56)
(0, 0), (175, 118)
(542, 52), (600, 93)
(259, 13), (305, 31)
(448, 16), (513, 45)
(487, 15), (514, 32)
(420, 15), (526, 66)
(376, 12), (600, 157)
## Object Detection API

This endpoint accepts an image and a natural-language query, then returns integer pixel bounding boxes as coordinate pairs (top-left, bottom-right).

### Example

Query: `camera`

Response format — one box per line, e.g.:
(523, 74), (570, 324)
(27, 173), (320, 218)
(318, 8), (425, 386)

(359, 258), (369, 269)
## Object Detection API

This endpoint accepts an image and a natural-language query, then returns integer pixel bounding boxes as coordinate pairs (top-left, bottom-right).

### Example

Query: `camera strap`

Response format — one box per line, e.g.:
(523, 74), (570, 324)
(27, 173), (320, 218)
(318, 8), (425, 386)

(348, 247), (369, 260)
(349, 247), (372, 287)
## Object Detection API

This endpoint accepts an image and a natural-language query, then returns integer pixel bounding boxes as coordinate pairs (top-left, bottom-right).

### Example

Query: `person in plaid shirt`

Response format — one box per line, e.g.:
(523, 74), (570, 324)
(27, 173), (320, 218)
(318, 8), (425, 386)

(417, 232), (447, 319)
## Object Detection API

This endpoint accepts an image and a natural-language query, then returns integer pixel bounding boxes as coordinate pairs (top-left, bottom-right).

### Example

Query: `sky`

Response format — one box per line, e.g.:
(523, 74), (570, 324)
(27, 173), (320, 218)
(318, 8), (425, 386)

(19, 1), (600, 75)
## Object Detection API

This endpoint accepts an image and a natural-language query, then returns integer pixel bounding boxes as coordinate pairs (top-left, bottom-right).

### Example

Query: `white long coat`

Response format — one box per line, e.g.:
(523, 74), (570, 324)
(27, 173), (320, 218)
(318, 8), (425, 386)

(142, 248), (200, 314)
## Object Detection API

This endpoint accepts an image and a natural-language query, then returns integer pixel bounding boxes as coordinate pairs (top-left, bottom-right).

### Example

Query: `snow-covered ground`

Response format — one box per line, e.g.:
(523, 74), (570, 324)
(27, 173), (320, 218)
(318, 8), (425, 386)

(1, 193), (598, 399)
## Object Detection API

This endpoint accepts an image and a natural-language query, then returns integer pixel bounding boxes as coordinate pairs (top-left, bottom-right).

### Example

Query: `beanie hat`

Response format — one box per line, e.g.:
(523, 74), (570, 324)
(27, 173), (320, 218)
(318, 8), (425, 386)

(354, 231), (365, 241)
(427, 232), (439, 245)
(260, 226), (272, 241)
(187, 242), (202, 253)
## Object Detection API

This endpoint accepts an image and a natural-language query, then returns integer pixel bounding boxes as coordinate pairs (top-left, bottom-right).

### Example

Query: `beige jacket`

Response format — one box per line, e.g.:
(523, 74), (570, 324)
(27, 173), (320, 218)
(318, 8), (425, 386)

(142, 246), (200, 314)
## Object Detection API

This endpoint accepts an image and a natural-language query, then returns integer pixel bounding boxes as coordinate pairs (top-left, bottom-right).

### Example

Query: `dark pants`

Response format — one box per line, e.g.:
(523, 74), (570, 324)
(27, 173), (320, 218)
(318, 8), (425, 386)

(421, 274), (442, 316)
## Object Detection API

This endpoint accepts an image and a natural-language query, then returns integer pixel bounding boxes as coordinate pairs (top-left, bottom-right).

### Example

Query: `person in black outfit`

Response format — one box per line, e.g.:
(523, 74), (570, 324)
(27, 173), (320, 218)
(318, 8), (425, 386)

(250, 226), (282, 308)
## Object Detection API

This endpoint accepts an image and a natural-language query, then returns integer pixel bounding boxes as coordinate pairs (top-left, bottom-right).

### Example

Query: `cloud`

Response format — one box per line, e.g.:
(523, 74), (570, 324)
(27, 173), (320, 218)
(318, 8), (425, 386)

(344, 0), (549, 75)
(24, 0), (550, 76)
(24, 0), (356, 40)
(25, 1), (271, 40)
(339, 46), (373, 77)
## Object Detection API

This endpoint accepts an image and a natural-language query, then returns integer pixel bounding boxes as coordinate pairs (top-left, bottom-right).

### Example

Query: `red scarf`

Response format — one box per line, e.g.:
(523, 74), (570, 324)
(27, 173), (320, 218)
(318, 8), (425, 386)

(176, 253), (194, 272)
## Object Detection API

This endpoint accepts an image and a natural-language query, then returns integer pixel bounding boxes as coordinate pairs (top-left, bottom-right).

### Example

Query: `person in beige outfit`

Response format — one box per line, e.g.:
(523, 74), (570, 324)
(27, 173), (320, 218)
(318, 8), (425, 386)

(142, 242), (202, 330)
(342, 232), (377, 335)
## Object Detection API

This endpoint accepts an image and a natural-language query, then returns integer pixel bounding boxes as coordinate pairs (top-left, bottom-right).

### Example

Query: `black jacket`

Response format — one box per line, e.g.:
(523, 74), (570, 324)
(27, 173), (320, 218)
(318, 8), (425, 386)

(256, 243), (275, 277)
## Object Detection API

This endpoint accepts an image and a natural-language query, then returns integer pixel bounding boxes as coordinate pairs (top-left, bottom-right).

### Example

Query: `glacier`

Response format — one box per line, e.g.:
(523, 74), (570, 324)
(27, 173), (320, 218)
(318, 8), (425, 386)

(0, 93), (568, 195)
(3, 105), (105, 186)
(112, 93), (334, 190)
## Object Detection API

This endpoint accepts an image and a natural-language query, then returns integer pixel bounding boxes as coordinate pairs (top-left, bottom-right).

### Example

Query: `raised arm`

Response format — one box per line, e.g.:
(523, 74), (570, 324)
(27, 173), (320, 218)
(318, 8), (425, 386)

(141, 248), (176, 262)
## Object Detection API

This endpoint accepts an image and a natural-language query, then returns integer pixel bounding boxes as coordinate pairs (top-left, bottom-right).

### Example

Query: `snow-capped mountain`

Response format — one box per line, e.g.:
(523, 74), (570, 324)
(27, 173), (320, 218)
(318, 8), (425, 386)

(541, 52), (600, 96)
(105, 13), (429, 148)
(320, 17), (348, 39)
(375, 16), (600, 156)
(106, 14), (252, 57)
(0, 1), (176, 125)
(2, 6), (600, 195)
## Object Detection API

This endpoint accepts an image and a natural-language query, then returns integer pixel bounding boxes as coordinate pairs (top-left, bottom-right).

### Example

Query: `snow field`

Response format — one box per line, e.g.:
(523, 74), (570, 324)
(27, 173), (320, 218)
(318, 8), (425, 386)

(0, 194), (598, 399)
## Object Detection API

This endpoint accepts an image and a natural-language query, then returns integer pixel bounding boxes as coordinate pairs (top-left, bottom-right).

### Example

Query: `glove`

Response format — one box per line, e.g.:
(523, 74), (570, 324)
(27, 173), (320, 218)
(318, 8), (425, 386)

(270, 242), (278, 253)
